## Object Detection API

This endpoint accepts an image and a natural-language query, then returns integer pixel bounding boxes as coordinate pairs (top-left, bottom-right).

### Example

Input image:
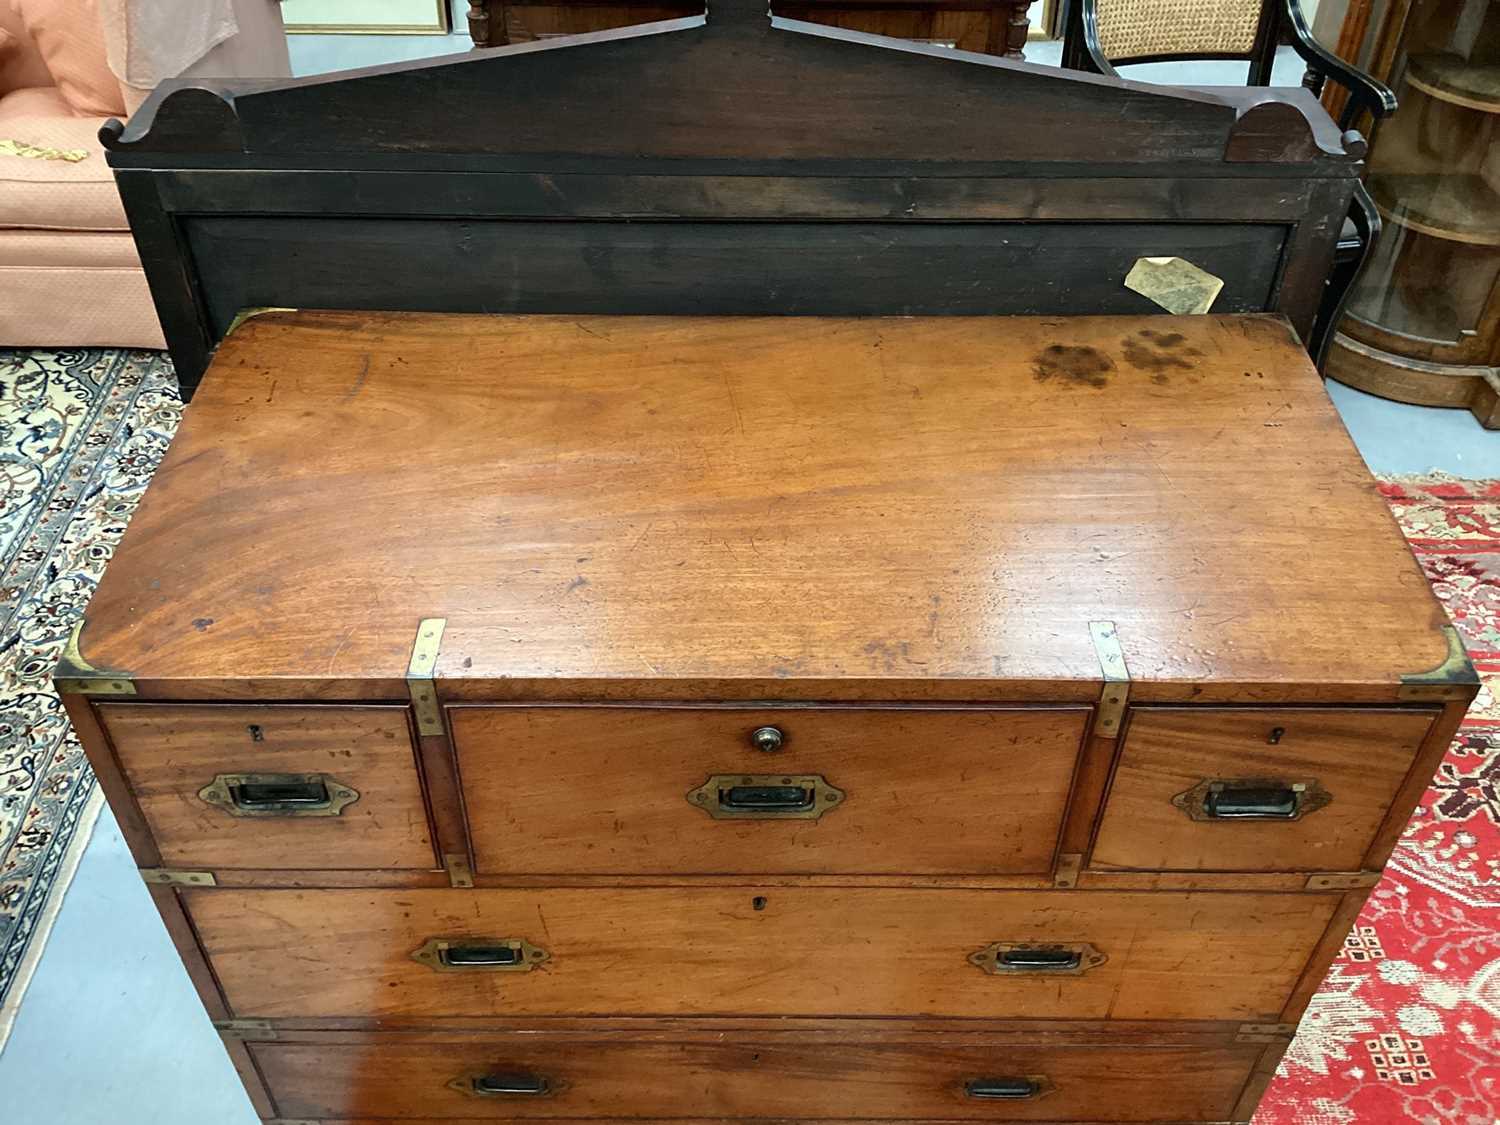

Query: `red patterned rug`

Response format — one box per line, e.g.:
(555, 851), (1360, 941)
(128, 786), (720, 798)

(1255, 476), (1500, 1124)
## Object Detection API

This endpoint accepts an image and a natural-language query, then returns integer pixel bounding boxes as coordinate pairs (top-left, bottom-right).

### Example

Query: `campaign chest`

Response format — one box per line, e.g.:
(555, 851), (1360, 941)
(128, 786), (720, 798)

(59, 310), (1476, 1123)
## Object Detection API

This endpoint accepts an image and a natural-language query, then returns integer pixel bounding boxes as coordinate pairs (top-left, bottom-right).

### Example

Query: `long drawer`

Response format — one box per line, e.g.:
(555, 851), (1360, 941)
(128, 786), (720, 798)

(449, 705), (1090, 876)
(183, 887), (1336, 1021)
(249, 1034), (1264, 1122)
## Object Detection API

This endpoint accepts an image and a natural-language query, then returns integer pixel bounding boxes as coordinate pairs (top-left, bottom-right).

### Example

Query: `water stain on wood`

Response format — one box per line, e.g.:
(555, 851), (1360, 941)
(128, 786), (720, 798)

(1122, 328), (1204, 382)
(1033, 344), (1114, 388)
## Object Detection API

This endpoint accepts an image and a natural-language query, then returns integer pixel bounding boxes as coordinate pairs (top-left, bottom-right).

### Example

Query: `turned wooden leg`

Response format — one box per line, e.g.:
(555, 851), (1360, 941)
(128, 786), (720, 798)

(467, 0), (494, 47)
(986, 1), (1030, 59)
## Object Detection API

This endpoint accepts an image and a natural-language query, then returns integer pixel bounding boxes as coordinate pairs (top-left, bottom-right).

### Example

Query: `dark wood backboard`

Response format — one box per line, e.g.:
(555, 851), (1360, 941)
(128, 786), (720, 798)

(102, 0), (1361, 397)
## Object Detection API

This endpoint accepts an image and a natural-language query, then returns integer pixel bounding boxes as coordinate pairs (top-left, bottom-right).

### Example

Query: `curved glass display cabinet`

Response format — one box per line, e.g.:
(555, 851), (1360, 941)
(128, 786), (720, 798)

(1329, 0), (1500, 428)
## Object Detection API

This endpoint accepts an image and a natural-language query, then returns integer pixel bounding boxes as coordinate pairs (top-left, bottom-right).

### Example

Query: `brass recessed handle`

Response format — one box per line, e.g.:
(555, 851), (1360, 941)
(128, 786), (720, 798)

(969, 942), (1106, 976)
(1172, 778), (1331, 822)
(449, 1071), (559, 1097)
(965, 1076), (1054, 1100)
(686, 774), (845, 820)
(411, 937), (550, 972)
(198, 773), (359, 818)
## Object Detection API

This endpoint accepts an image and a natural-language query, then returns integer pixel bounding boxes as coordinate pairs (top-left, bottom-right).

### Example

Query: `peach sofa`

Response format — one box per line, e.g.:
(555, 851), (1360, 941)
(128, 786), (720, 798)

(0, 0), (289, 348)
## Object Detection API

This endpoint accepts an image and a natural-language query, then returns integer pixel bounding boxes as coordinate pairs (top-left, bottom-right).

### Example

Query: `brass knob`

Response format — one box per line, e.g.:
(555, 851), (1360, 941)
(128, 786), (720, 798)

(751, 726), (784, 753)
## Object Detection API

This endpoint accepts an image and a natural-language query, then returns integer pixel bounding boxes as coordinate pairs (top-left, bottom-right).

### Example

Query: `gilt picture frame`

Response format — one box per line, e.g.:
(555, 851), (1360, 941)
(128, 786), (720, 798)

(280, 0), (452, 35)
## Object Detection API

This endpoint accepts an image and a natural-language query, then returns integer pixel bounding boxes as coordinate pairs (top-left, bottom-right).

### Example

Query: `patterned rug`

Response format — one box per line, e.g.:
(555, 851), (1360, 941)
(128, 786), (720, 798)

(1257, 476), (1500, 1123)
(0, 349), (1496, 1116)
(0, 349), (179, 1050)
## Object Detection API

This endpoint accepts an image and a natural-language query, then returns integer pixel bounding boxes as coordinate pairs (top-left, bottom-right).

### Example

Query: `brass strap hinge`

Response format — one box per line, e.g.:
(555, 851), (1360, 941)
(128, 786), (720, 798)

(1306, 870), (1382, 891)
(1088, 621), (1130, 739)
(214, 1018), (276, 1041)
(1053, 852), (1082, 888)
(445, 852), (475, 888)
(406, 617), (447, 736)
(53, 619), (136, 695)
(1399, 625), (1479, 702)
(1236, 1022), (1295, 1043)
(140, 868), (217, 887)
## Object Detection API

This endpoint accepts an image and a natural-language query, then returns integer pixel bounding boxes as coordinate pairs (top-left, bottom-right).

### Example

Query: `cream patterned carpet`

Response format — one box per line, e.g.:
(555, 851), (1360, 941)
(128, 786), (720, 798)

(0, 348), (178, 1049)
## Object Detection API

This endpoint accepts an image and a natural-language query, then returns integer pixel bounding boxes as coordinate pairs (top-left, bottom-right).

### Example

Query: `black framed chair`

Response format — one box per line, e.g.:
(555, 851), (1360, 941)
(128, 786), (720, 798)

(1061, 0), (1398, 370)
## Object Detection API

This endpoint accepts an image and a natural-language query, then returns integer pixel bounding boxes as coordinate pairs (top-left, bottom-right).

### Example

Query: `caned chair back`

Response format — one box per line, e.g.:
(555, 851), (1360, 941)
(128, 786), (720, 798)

(1092, 0), (1268, 64)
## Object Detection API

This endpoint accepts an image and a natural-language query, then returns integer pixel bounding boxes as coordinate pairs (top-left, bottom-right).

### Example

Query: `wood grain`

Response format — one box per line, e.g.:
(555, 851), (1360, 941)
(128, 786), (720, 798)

(182, 886), (1338, 1021)
(97, 703), (438, 871)
(1089, 707), (1437, 872)
(77, 312), (1453, 703)
(250, 1035), (1260, 1121)
(183, 217), (1287, 342)
(450, 705), (1088, 875)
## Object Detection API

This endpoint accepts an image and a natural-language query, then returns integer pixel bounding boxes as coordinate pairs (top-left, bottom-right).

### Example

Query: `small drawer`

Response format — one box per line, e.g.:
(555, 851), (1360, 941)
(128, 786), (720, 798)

(249, 1033), (1263, 1121)
(449, 705), (1089, 876)
(96, 703), (437, 871)
(183, 886), (1337, 1021)
(1090, 707), (1437, 873)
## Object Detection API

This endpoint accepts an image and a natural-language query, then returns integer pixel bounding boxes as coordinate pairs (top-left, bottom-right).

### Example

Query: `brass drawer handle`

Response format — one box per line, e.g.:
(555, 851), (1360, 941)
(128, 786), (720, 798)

(198, 772), (359, 817)
(686, 773), (845, 820)
(411, 937), (550, 972)
(450, 1071), (558, 1097)
(969, 942), (1107, 976)
(1172, 778), (1332, 822)
(965, 1076), (1054, 1100)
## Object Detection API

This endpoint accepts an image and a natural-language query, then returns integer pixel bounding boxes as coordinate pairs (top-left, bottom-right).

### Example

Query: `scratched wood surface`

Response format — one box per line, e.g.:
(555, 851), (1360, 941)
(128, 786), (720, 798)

(184, 886), (1338, 1021)
(76, 312), (1449, 703)
(251, 1035), (1260, 1120)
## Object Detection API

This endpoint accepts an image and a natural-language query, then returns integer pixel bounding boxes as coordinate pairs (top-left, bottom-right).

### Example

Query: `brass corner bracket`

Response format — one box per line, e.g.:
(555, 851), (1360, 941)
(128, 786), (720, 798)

(1305, 870), (1381, 891)
(406, 617), (447, 736)
(214, 1018), (277, 1041)
(140, 868), (216, 887)
(225, 306), (297, 337)
(1088, 620), (1130, 738)
(1399, 625), (1479, 702)
(53, 619), (135, 696)
(1236, 1022), (1295, 1044)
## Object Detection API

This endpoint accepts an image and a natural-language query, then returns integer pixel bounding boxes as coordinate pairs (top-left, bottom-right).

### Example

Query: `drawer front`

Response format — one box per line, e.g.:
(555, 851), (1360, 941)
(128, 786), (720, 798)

(250, 1037), (1261, 1121)
(1090, 707), (1437, 873)
(450, 706), (1089, 876)
(97, 704), (437, 871)
(185, 887), (1335, 1021)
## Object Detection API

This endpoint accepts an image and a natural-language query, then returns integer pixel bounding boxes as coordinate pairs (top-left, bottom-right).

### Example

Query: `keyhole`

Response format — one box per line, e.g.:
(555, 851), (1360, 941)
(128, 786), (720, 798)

(1267, 727), (1285, 745)
(752, 896), (768, 911)
(248, 724), (264, 743)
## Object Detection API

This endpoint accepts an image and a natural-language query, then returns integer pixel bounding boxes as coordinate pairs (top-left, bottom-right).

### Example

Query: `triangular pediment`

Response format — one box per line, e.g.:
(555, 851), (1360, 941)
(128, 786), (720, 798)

(105, 0), (1353, 172)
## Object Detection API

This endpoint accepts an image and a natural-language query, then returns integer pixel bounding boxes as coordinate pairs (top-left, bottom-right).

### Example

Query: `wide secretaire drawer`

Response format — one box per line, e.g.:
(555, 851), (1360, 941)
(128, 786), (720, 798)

(183, 887), (1335, 1021)
(249, 1033), (1264, 1122)
(96, 703), (437, 871)
(448, 706), (1089, 876)
(1091, 707), (1438, 872)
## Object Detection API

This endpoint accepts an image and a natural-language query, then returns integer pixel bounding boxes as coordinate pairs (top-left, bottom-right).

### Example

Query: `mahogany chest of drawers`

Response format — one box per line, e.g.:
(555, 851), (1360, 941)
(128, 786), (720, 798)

(59, 310), (1476, 1124)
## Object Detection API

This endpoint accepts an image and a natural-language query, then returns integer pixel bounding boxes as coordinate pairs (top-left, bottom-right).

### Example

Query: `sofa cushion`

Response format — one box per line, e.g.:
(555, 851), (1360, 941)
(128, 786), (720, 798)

(0, 3), (54, 89)
(0, 229), (162, 348)
(9, 0), (124, 116)
(0, 86), (125, 231)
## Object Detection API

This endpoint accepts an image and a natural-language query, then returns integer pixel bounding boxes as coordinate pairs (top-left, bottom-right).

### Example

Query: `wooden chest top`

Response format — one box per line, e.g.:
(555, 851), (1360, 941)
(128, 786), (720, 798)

(76, 310), (1451, 702)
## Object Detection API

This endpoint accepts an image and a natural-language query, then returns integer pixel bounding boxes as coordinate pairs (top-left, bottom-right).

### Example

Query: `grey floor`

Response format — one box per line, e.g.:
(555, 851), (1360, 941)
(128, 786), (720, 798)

(4, 28), (1500, 1125)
